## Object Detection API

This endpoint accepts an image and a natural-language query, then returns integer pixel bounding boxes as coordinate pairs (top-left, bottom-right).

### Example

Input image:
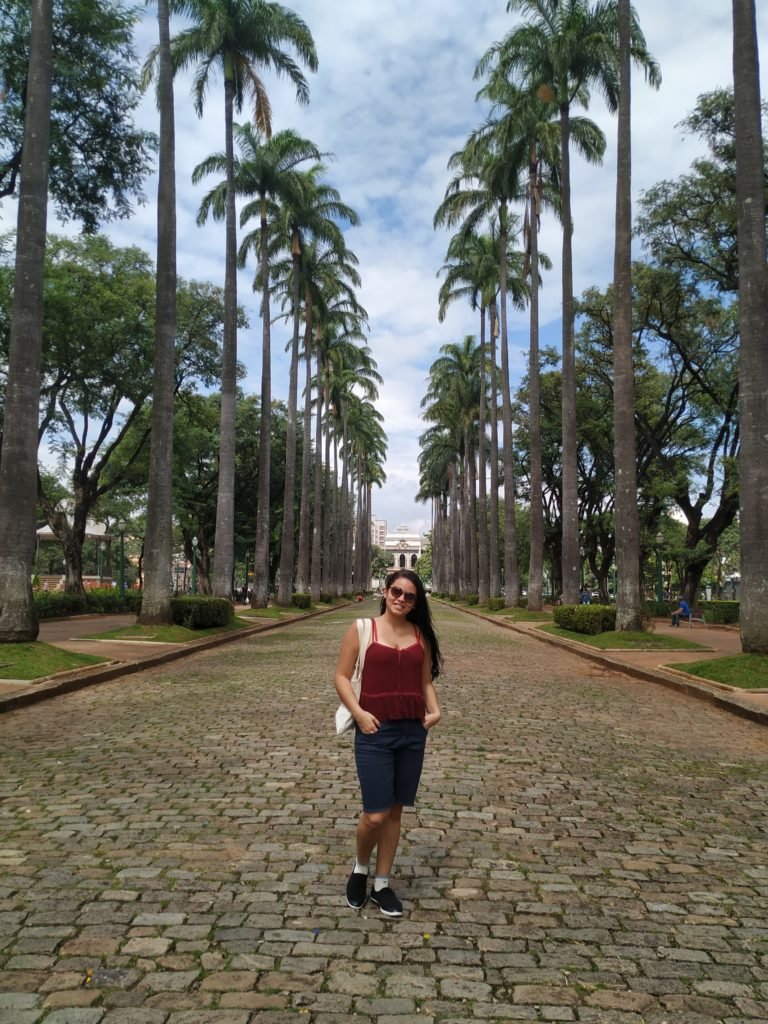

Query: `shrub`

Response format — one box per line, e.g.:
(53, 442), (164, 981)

(123, 590), (143, 614)
(517, 597), (528, 609)
(554, 603), (616, 635)
(487, 597), (505, 612)
(466, 593), (479, 606)
(34, 590), (88, 619)
(85, 587), (126, 614)
(170, 596), (234, 629)
(292, 592), (311, 609)
(699, 600), (739, 624)
(447, 593), (458, 602)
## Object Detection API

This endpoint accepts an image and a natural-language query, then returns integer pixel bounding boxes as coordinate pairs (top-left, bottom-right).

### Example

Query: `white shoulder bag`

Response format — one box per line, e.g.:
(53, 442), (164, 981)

(335, 617), (373, 736)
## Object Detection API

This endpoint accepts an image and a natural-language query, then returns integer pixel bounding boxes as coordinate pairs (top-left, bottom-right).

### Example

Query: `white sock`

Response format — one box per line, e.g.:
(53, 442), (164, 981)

(373, 875), (389, 892)
(353, 859), (368, 875)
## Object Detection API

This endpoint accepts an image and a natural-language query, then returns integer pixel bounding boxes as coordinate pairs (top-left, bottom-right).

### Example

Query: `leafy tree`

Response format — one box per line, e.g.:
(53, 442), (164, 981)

(0, 0), (52, 642)
(0, 0), (154, 231)
(0, 235), (230, 592)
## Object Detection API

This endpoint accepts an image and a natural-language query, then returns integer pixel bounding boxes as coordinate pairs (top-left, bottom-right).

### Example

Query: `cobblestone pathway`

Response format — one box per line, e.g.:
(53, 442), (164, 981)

(1, 602), (767, 1024)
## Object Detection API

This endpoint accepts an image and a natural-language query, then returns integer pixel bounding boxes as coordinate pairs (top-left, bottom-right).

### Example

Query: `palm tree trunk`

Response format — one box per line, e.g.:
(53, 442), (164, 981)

(733, 0), (768, 652)
(498, 203), (519, 605)
(321, 391), (333, 595)
(276, 235), (303, 604)
(252, 197), (273, 607)
(310, 340), (323, 602)
(488, 305), (501, 597)
(450, 463), (460, 596)
(140, 0), (176, 626)
(477, 307), (489, 603)
(559, 102), (580, 605)
(0, 0), (53, 642)
(212, 78), (238, 599)
(296, 310), (313, 593)
(612, 0), (642, 630)
(466, 435), (478, 593)
(527, 159), (544, 612)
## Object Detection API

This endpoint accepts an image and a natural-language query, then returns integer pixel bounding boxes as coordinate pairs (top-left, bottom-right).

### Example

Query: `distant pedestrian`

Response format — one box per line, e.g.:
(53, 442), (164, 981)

(671, 595), (690, 626)
(334, 569), (443, 917)
(580, 587), (591, 604)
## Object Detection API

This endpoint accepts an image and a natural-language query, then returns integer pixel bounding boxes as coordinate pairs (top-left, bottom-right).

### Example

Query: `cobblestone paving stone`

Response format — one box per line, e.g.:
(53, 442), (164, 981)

(1, 601), (767, 1023)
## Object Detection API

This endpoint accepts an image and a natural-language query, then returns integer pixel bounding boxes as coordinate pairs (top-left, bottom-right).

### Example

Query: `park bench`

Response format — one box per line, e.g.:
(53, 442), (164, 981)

(688, 607), (706, 628)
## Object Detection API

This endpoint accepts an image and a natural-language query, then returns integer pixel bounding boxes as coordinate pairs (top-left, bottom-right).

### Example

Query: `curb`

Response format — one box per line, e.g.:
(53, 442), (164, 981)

(0, 603), (346, 715)
(439, 601), (768, 729)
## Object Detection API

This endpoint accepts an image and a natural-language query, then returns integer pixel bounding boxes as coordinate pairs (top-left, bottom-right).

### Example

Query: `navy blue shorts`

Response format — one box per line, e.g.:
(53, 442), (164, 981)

(354, 719), (428, 813)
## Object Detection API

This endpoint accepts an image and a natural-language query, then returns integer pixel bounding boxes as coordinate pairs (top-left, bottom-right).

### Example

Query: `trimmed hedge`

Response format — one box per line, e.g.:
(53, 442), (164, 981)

(34, 591), (88, 619)
(487, 597), (505, 611)
(292, 592), (311, 609)
(553, 603), (616, 635)
(170, 596), (234, 629)
(699, 600), (739, 624)
(466, 593), (479, 606)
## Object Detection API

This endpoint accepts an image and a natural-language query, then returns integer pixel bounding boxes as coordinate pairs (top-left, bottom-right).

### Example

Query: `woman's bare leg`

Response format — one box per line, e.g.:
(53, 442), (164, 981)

(374, 804), (402, 877)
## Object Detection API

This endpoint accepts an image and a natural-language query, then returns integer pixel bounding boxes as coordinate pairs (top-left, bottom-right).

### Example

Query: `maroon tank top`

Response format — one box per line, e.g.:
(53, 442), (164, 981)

(358, 618), (426, 721)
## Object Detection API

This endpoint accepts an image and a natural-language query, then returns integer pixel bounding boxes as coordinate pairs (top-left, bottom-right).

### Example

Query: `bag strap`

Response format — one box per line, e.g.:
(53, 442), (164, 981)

(357, 617), (372, 670)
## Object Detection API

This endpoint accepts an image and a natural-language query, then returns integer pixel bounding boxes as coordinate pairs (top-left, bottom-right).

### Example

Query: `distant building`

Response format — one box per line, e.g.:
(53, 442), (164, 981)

(370, 517), (388, 548)
(383, 524), (427, 570)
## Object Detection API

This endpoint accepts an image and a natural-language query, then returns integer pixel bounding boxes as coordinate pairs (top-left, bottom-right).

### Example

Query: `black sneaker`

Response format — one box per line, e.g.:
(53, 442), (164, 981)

(346, 870), (368, 909)
(370, 885), (403, 917)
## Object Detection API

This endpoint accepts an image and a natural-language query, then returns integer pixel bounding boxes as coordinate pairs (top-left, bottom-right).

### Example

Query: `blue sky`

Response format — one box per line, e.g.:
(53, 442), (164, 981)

(7, 1), (768, 536)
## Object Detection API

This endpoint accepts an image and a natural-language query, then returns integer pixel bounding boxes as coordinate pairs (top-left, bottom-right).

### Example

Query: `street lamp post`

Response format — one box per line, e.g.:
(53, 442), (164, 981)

(98, 541), (106, 584)
(655, 531), (664, 606)
(117, 519), (127, 598)
(191, 536), (198, 595)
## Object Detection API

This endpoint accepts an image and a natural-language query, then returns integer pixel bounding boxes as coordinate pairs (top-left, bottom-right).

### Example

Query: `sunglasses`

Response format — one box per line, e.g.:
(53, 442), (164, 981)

(389, 584), (417, 606)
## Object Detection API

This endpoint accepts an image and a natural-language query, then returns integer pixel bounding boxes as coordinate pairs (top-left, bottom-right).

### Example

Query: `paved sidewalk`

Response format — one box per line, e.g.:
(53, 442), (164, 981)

(1, 602), (767, 1023)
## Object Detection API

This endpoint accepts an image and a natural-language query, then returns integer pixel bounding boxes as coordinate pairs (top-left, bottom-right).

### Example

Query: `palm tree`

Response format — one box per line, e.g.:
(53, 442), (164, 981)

(480, 0), (660, 603)
(195, 125), (322, 606)
(139, 0), (176, 626)
(0, 0), (53, 643)
(732, 0), (768, 653)
(611, 0), (642, 629)
(148, 0), (317, 599)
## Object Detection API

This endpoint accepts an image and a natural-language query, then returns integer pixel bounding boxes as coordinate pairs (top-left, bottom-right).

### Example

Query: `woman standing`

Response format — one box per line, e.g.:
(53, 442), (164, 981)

(334, 569), (443, 916)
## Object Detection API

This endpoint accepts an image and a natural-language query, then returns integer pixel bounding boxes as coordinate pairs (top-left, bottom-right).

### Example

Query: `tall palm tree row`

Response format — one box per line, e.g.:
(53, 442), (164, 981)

(146, 0), (318, 600)
(477, 0), (660, 605)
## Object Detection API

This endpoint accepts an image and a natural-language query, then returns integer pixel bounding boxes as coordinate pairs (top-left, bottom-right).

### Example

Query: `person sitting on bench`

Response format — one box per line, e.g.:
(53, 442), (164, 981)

(671, 595), (690, 627)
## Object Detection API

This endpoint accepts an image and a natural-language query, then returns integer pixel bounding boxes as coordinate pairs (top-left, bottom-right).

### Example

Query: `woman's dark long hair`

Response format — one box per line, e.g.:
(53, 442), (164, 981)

(380, 569), (443, 679)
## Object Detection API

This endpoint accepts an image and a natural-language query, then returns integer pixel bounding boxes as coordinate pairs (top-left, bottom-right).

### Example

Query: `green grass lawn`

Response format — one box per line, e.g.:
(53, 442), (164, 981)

(237, 606), (301, 620)
(490, 607), (553, 622)
(540, 625), (707, 651)
(667, 654), (768, 689)
(82, 619), (252, 643)
(0, 642), (107, 680)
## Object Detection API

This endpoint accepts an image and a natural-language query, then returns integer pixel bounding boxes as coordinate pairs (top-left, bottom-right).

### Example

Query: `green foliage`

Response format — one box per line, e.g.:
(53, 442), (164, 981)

(84, 588), (127, 614)
(487, 597), (505, 611)
(123, 590), (143, 614)
(170, 596), (234, 629)
(553, 603), (617, 635)
(465, 593), (479, 606)
(291, 592), (311, 609)
(699, 600), (740, 624)
(34, 591), (88, 619)
(0, 0), (155, 230)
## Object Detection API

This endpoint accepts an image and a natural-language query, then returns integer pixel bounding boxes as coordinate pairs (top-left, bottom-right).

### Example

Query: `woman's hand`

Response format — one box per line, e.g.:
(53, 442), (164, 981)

(423, 710), (441, 730)
(355, 710), (380, 734)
